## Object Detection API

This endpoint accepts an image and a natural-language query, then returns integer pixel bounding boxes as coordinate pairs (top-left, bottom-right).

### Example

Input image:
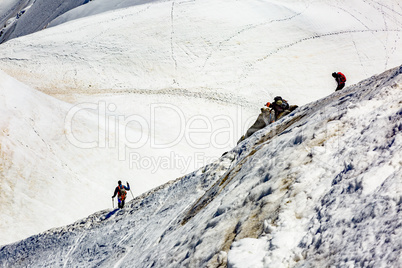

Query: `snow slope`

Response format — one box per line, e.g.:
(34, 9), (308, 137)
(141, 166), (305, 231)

(0, 0), (401, 247)
(0, 70), (150, 245)
(1, 68), (244, 246)
(1, 65), (401, 267)
(1, 0), (401, 105)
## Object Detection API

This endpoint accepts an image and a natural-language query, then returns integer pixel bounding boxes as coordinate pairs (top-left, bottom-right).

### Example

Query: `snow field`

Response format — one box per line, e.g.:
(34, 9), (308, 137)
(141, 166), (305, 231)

(1, 0), (401, 105)
(0, 0), (402, 256)
(0, 67), (257, 245)
(1, 65), (401, 267)
(0, 70), (181, 245)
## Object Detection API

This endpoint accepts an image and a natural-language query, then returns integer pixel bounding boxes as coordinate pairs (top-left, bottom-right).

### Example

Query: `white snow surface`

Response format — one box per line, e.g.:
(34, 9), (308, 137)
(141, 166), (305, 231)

(0, 65), (401, 268)
(0, 0), (401, 105)
(0, 0), (401, 253)
(0, 69), (152, 245)
(1, 66), (240, 245)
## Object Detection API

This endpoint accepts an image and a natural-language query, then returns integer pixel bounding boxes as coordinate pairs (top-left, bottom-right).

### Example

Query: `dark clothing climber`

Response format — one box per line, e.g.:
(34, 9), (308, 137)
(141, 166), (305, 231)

(332, 72), (346, 91)
(266, 96), (297, 121)
(237, 96), (298, 144)
(112, 180), (130, 209)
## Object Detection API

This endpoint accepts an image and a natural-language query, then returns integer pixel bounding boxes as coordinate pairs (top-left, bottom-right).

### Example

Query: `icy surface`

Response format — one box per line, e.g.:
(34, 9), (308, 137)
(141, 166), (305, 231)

(0, 66), (401, 268)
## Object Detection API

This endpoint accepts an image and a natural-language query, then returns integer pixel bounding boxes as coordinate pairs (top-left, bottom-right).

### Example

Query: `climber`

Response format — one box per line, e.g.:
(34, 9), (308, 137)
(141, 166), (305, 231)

(332, 72), (347, 91)
(112, 180), (130, 209)
(237, 96), (298, 144)
(266, 96), (297, 121)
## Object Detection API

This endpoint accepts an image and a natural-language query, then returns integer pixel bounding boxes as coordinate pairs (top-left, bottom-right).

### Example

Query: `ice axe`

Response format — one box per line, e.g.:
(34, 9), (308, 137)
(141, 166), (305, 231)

(112, 197), (114, 209)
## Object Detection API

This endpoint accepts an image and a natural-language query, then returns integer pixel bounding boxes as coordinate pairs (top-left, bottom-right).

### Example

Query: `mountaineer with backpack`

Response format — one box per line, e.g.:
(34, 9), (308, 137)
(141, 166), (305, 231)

(332, 72), (347, 91)
(237, 96), (298, 144)
(266, 96), (298, 121)
(112, 180), (130, 209)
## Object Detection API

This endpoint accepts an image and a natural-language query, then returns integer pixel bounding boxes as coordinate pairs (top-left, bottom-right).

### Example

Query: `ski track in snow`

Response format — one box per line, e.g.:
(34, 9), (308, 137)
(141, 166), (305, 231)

(63, 233), (85, 268)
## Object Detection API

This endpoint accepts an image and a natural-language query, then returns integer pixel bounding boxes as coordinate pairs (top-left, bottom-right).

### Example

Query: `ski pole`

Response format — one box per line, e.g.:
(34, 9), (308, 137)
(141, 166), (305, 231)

(130, 189), (135, 200)
(112, 197), (114, 208)
(127, 181), (135, 200)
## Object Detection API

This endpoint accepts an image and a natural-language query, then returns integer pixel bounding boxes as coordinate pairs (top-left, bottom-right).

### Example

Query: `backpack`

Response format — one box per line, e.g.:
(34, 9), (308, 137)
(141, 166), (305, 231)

(118, 185), (127, 201)
(338, 72), (346, 83)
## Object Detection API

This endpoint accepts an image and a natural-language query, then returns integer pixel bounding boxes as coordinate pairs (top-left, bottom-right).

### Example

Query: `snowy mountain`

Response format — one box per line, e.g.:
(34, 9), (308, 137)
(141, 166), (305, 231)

(0, 0), (162, 43)
(1, 65), (401, 267)
(0, 0), (401, 248)
(0, 0), (89, 43)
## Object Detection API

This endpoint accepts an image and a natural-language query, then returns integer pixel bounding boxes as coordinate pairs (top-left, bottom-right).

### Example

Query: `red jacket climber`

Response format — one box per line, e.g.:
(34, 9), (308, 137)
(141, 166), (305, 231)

(332, 72), (346, 91)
